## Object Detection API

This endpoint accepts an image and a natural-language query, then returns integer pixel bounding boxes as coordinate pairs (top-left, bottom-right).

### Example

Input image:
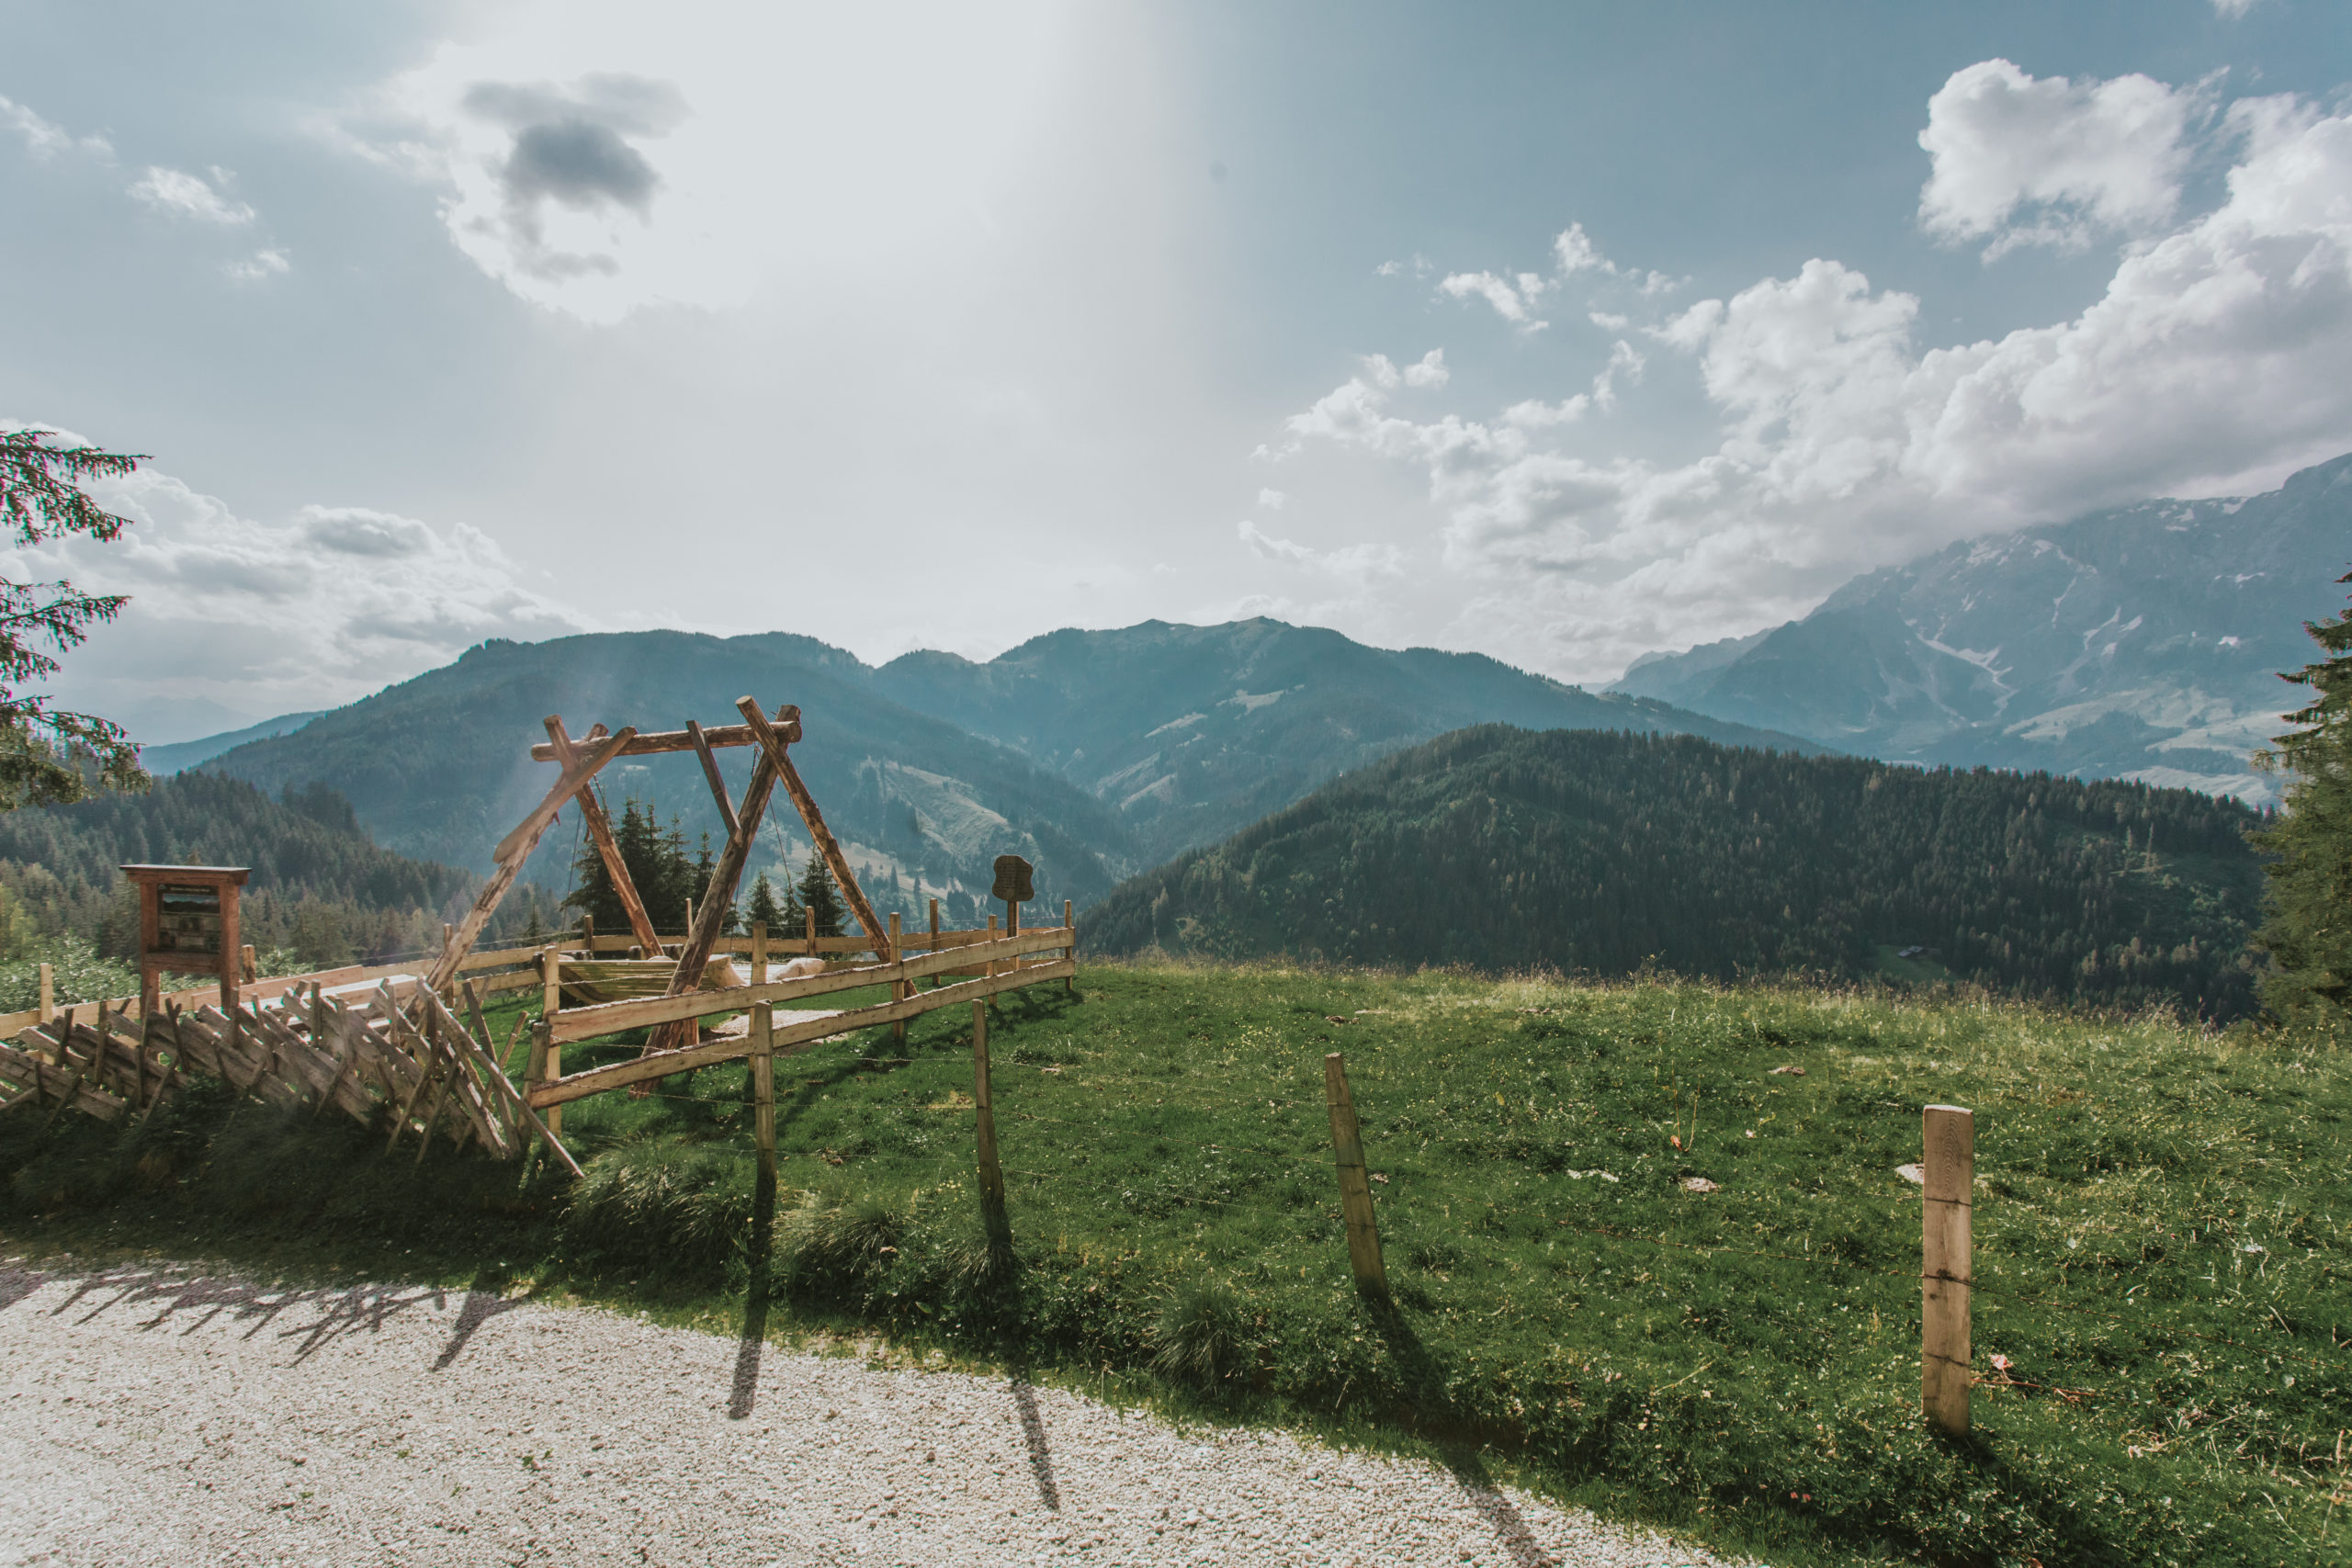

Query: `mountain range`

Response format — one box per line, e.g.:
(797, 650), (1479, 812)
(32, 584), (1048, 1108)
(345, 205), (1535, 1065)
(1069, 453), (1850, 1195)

(175, 621), (1816, 926)
(1612, 452), (2352, 805)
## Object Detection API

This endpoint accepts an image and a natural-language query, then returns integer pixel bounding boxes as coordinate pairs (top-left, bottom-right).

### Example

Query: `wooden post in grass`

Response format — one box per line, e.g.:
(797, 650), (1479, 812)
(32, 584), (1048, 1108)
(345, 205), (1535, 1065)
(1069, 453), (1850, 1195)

(805, 904), (816, 958)
(972, 999), (1006, 1216)
(1325, 1052), (1389, 1300)
(36, 963), (51, 1025)
(928, 897), (940, 989)
(889, 912), (906, 1047)
(527, 1019), (561, 1139)
(748, 916), (776, 1177)
(1922, 1103), (1973, 1435)
(1064, 899), (1075, 995)
(541, 943), (561, 1022)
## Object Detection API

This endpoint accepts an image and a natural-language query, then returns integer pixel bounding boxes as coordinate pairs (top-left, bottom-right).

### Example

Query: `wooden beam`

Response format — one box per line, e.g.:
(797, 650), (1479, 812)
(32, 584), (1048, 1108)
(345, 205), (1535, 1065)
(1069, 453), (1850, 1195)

(526, 712), (799, 762)
(736, 695), (895, 965)
(546, 717), (662, 954)
(639, 703), (789, 1057)
(428, 725), (636, 995)
(531, 957), (1072, 1108)
(685, 719), (741, 839)
(549, 925), (1072, 1043)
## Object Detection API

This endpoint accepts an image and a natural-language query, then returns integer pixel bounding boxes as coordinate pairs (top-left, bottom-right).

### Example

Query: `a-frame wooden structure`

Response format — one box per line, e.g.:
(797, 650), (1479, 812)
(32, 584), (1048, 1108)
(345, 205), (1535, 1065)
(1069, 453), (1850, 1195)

(424, 696), (896, 1057)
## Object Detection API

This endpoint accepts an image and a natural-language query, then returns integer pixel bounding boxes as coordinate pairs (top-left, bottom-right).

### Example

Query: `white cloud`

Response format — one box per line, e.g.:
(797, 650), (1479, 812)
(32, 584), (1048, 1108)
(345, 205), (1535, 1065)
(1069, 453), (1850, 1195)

(7, 457), (588, 731)
(0, 94), (112, 161)
(1554, 222), (1609, 276)
(1918, 59), (2205, 256)
(129, 165), (255, 225)
(1278, 71), (2352, 683)
(1438, 269), (1548, 330)
(1256, 488), (1286, 510)
(2211, 0), (2261, 15)
(1237, 518), (1315, 564)
(226, 248), (291, 282)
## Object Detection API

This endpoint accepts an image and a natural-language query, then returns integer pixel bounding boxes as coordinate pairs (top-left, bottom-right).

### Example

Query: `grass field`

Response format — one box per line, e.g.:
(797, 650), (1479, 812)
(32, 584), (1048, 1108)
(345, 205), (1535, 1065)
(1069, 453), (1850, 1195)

(3, 964), (2346, 1567)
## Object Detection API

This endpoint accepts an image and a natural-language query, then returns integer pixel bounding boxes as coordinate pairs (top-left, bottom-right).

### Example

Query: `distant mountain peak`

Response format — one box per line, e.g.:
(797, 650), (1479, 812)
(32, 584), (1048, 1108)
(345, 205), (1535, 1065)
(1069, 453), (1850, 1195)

(1610, 450), (2352, 804)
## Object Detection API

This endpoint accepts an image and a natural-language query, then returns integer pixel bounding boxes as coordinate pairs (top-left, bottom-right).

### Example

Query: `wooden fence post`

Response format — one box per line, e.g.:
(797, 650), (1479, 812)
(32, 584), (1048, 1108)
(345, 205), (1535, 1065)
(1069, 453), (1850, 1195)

(889, 912), (906, 1047)
(37, 962), (52, 1025)
(750, 919), (767, 987)
(972, 999), (1006, 1223)
(1324, 1052), (1388, 1299)
(541, 944), (562, 1022)
(752, 998), (776, 1184)
(927, 897), (941, 990)
(1063, 898), (1075, 995)
(1922, 1103), (1973, 1435)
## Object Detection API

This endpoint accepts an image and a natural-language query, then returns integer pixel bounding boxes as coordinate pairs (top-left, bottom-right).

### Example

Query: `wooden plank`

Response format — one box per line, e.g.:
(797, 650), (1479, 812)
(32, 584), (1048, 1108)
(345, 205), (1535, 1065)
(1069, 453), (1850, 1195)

(545, 717), (663, 954)
(1325, 1052), (1389, 1300)
(550, 927), (1074, 1043)
(685, 720), (742, 839)
(532, 957), (1072, 1108)
(736, 696), (895, 965)
(1922, 1104), (1973, 1436)
(524, 712), (799, 763)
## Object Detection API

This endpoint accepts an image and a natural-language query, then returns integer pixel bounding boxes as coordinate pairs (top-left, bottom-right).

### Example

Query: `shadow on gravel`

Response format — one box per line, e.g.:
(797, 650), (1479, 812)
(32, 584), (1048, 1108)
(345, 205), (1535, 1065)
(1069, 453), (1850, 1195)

(435, 1269), (526, 1371)
(730, 1166), (778, 1420)
(0, 1266), (46, 1310)
(1367, 1298), (1556, 1567)
(1009, 1371), (1063, 1512)
(38, 1269), (442, 1362)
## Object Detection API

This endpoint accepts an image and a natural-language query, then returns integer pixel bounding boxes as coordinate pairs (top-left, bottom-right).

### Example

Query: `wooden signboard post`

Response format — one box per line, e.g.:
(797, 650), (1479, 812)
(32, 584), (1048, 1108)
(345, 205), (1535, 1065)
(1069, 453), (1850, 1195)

(122, 864), (251, 1018)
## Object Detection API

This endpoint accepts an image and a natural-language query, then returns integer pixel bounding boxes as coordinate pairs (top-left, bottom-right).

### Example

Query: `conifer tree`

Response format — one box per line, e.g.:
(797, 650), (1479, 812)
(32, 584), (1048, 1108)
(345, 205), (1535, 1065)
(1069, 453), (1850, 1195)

(745, 871), (784, 934)
(2252, 570), (2352, 1024)
(796, 851), (846, 939)
(0, 430), (148, 808)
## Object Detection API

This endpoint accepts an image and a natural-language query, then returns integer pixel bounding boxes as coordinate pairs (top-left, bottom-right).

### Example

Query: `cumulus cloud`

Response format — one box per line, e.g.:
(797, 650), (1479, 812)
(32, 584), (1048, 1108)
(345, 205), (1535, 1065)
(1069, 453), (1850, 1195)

(129, 165), (255, 225)
(1918, 59), (2205, 256)
(5, 455), (588, 731)
(1277, 67), (2352, 682)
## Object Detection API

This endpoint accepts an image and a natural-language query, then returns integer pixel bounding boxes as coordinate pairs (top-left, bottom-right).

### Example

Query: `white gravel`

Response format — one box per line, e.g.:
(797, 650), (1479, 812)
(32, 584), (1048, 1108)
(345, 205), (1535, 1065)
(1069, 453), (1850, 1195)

(0, 1261), (1749, 1567)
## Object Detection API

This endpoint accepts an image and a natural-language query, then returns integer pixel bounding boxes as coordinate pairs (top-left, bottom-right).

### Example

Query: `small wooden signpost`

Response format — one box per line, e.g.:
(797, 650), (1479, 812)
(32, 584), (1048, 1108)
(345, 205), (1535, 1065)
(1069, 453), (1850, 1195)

(122, 864), (251, 1017)
(992, 854), (1034, 931)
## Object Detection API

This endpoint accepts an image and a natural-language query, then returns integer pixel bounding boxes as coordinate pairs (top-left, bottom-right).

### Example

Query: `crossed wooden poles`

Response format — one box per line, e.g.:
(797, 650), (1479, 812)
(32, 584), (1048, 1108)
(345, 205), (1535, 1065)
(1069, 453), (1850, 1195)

(424, 697), (898, 1066)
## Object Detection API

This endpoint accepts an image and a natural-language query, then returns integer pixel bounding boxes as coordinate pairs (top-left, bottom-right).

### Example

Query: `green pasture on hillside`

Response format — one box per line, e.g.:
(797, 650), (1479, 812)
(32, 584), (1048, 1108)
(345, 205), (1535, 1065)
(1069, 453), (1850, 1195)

(3, 965), (2346, 1567)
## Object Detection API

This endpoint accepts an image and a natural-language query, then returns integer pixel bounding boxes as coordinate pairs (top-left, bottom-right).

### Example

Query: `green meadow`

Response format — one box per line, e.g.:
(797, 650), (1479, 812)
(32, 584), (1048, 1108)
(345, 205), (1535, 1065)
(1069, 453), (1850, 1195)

(3, 964), (2345, 1567)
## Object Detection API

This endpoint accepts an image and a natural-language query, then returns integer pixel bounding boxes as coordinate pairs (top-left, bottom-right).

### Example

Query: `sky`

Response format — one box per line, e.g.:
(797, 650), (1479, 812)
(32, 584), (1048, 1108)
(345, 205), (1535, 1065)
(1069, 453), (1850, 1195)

(3, 0), (2349, 741)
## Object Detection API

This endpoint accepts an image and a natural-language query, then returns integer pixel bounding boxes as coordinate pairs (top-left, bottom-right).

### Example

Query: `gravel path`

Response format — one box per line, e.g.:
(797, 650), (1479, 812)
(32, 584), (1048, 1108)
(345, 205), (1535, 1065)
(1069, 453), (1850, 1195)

(0, 1261), (1748, 1567)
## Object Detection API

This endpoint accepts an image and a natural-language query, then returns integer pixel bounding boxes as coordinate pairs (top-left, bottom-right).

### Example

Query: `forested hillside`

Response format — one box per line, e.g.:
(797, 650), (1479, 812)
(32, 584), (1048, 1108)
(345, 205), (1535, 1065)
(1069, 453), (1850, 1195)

(0, 772), (482, 969)
(1088, 726), (2269, 1019)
